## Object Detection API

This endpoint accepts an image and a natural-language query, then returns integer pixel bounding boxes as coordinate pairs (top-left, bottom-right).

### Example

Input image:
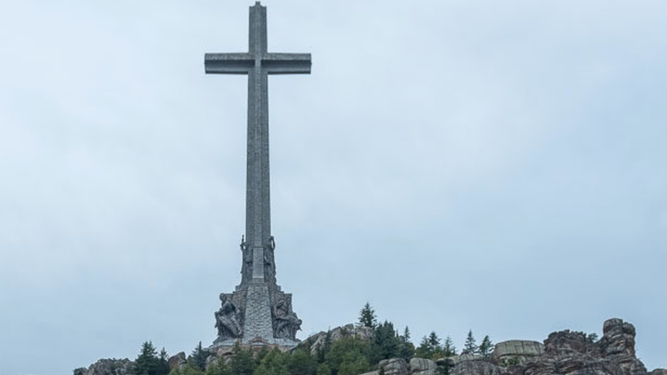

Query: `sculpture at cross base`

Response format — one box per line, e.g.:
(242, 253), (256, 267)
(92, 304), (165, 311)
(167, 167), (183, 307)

(205, 2), (310, 348)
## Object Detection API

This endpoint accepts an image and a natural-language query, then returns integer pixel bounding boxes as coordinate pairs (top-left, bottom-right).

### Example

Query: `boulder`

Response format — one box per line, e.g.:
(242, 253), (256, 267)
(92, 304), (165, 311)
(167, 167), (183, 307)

(409, 358), (437, 375)
(379, 358), (409, 375)
(168, 352), (186, 371)
(452, 360), (502, 375)
(493, 340), (544, 365)
(650, 370), (667, 375)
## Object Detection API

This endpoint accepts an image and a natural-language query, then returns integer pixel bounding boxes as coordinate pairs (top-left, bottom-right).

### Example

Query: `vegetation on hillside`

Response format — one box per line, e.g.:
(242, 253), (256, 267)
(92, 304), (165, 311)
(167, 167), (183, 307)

(80, 303), (494, 375)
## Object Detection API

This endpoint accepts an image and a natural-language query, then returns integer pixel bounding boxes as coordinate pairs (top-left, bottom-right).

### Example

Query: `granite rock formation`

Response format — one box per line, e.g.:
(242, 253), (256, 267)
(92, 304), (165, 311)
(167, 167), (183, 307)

(301, 324), (374, 355)
(74, 359), (133, 375)
(440, 318), (649, 375)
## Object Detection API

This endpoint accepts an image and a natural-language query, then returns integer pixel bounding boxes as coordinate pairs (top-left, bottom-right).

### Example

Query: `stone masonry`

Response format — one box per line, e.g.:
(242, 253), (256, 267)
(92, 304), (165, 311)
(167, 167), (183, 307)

(205, 2), (310, 349)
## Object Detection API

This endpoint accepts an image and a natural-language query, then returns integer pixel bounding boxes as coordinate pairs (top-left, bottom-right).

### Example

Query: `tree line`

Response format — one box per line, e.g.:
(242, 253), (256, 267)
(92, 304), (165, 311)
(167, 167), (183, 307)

(84, 303), (494, 375)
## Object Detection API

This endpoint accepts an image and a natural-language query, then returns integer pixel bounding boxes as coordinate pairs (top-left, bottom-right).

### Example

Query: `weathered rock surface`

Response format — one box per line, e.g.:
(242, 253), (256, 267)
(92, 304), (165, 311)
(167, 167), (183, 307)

(519, 319), (647, 375)
(437, 318), (649, 375)
(650, 370), (667, 375)
(453, 359), (502, 375)
(493, 340), (544, 365)
(76, 359), (133, 375)
(410, 357), (437, 375)
(168, 352), (186, 371)
(379, 358), (409, 375)
(301, 323), (374, 355)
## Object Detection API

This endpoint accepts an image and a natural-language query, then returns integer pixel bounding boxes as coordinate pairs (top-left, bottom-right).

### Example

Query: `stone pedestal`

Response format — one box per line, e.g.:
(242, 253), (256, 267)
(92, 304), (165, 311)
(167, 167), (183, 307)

(211, 280), (301, 349)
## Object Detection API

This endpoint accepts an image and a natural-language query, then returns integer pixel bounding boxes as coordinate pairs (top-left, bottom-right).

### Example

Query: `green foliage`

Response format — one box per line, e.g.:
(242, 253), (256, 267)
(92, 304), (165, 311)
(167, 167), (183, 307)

(338, 356), (369, 375)
(73, 368), (86, 375)
(316, 331), (333, 363)
(134, 342), (170, 375)
(358, 303), (377, 329)
(229, 344), (256, 375)
(370, 321), (400, 363)
(415, 332), (442, 359)
(253, 348), (290, 375)
(402, 327), (411, 342)
(288, 349), (318, 375)
(191, 342), (211, 371)
(325, 336), (371, 375)
(205, 360), (232, 375)
(587, 333), (599, 343)
(463, 330), (478, 355)
(442, 336), (456, 357)
(478, 336), (493, 357)
(316, 363), (332, 375)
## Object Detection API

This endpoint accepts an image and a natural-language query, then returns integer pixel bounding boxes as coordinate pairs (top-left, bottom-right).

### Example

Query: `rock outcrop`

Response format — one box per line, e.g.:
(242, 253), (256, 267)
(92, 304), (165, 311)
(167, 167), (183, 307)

(301, 323), (374, 355)
(168, 352), (186, 371)
(75, 359), (133, 375)
(441, 318), (650, 375)
(380, 358), (410, 375)
(409, 358), (437, 375)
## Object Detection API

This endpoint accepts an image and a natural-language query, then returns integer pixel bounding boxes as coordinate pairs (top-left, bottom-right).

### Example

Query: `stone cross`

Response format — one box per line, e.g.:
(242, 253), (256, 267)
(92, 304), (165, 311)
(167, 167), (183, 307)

(205, 2), (311, 286)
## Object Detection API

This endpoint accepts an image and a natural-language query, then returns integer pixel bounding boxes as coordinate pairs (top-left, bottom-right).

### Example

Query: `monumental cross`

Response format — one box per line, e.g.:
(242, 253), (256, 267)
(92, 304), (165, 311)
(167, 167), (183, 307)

(205, 2), (310, 348)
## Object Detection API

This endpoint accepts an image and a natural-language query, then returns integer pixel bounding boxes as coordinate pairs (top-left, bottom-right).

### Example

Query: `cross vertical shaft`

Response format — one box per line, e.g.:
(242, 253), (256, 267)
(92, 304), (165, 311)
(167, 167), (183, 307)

(246, 4), (271, 283)
(205, 2), (311, 286)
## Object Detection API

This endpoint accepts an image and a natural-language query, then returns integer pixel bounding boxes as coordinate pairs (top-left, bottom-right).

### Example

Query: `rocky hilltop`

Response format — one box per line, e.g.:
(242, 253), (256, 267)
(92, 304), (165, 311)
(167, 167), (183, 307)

(78, 318), (664, 375)
(357, 319), (656, 375)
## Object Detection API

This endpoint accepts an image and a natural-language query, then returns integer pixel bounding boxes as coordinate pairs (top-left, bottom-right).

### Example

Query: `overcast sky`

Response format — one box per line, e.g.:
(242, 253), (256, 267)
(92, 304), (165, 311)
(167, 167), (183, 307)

(1, 1), (666, 374)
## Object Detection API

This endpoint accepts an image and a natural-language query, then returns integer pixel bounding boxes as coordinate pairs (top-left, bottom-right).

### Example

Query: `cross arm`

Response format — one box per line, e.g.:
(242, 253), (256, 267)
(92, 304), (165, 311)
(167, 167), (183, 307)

(205, 53), (254, 74)
(263, 53), (312, 75)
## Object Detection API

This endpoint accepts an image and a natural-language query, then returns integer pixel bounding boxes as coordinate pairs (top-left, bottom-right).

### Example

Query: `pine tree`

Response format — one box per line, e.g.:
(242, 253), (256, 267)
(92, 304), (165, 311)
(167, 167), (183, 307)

(478, 336), (493, 357)
(229, 343), (256, 375)
(463, 330), (478, 355)
(371, 321), (400, 362)
(443, 336), (457, 357)
(191, 342), (210, 371)
(133, 341), (170, 375)
(428, 332), (442, 353)
(415, 332), (441, 359)
(403, 327), (411, 342)
(358, 302), (377, 328)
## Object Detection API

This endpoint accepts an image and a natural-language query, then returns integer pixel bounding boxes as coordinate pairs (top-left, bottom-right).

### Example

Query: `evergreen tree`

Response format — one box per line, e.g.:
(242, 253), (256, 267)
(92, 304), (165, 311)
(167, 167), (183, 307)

(205, 360), (232, 375)
(134, 341), (169, 375)
(158, 348), (170, 375)
(398, 327), (415, 361)
(478, 336), (493, 357)
(442, 336), (457, 357)
(370, 321), (401, 363)
(463, 330), (478, 355)
(428, 332), (442, 353)
(288, 349), (318, 375)
(254, 348), (290, 375)
(415, 332), (442, 359)
(229, 343), (256, 375)
(358, 302), (377, 328)
(316, 363), (332, 375)
(191, 342), (210, 371)
(324, 336), (371, 375)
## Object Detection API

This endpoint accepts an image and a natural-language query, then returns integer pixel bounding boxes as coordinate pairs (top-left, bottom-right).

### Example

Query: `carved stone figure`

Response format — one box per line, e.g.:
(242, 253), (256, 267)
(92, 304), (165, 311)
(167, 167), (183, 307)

(272, 299), (302, 340)
(214, 294), (243, 340)
(240, 236), (252, 283)
(263, 236), (276, 282)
